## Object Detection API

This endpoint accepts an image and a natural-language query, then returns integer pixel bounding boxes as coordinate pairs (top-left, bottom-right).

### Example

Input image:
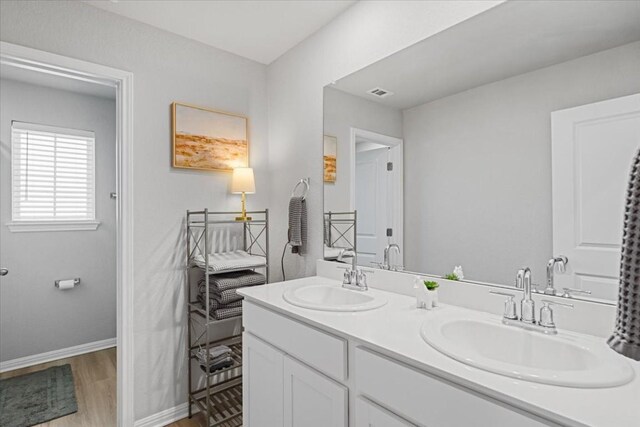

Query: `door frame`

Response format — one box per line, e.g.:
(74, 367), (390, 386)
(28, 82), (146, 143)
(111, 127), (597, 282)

(349, 127), (404, 262)
(0, 41), (135, 426)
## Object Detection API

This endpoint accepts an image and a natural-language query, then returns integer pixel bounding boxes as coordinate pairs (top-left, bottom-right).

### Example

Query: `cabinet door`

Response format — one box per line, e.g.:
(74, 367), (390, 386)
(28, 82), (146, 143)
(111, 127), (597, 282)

(283, 355), (347, 427)
(243, 332), (284, 427)
(356, 397), (417, 427)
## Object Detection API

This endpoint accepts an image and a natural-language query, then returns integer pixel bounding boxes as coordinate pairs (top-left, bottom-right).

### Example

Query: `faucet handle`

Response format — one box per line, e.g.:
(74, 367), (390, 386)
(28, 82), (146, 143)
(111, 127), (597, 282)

(539, 299), (573, 329)
(342, 269), (352, 284)
(356, 269), (368, 290)
(489, 291), (518, 320)
(561, 287), (591, 298)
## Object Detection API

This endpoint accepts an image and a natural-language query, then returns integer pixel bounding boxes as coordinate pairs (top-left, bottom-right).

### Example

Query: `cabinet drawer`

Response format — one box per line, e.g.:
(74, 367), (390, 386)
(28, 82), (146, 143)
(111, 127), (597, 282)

(356, 396), (416, 427)
(355, 346), (555, 427)
(243, 301), (347, 381)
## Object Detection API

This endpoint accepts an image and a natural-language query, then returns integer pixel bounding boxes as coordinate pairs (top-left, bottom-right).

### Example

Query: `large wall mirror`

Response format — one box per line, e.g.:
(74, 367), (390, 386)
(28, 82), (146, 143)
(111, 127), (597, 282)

(323, 0), (640, 304)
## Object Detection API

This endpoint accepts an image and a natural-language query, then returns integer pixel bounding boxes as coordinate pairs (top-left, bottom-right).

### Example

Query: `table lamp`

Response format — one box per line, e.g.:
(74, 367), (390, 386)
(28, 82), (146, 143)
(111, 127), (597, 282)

(231, 167), (255, 221)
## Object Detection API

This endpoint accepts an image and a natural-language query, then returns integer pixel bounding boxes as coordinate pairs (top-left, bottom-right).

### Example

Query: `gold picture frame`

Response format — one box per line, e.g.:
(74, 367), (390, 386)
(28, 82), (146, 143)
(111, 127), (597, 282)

(324, 135), (337, 183)
(172, 102), (249, 171)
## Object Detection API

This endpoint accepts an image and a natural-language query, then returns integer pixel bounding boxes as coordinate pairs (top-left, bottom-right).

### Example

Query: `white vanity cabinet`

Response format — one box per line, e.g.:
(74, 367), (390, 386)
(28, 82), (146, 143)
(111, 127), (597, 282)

(243, 301), (348, 427)
(243, 300), (557, 427)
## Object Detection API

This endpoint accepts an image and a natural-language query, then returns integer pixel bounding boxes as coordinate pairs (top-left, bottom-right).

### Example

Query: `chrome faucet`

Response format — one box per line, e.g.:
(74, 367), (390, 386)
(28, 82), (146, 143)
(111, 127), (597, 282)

(342, 248), (368, 291)
(491, 268), (574, 334)
(544, 256), (568, 295)
(517, 268), (536, 324)
(382, 243), (401, 271)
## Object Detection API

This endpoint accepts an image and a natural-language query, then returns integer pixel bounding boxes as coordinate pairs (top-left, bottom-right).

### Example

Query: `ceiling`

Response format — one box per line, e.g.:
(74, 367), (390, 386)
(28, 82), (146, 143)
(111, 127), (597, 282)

(0, 63), (116, 99)
(84, 0), (356, 64)
(332, 0), (640, 110)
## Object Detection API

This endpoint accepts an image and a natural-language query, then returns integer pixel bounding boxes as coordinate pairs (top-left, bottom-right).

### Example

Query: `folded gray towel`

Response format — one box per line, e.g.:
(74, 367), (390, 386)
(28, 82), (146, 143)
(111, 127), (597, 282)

(289, 196), (307, 254)
(195, 346), (232, 365)
(608, 149), (640, 361)
(212, 306), (242, 320)
(200, 358), (234, 374)
(197, 295), (243, 311)
(214, 288), (244, 305)
(198, 270), (266, 293)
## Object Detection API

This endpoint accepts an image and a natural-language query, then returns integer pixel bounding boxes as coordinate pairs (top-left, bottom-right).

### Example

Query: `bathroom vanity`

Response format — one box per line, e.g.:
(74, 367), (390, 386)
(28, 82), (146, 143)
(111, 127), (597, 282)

(239, 265), (639, 427)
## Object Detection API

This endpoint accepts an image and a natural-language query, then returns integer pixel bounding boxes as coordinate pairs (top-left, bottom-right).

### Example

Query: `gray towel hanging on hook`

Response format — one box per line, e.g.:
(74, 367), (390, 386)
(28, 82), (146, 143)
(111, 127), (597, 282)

(289, 196), (307, 255)
(608, 149), (640, 361)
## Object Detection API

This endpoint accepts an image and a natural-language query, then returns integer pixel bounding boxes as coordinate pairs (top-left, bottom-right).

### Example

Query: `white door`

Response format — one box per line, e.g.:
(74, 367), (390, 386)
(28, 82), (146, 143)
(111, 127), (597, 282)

(243, 332), (284, 427)
(283, 355), (347, 427)
(355, 147), (389, 266)
(552, 93), (640, 300)
(356, 397), (416, 427)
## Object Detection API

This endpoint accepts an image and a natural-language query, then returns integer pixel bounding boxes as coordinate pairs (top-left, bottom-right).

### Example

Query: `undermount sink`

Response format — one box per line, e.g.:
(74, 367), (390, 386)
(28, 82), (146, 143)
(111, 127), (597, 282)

(283, 284), (387, 312)
(421, 310), (634, 388)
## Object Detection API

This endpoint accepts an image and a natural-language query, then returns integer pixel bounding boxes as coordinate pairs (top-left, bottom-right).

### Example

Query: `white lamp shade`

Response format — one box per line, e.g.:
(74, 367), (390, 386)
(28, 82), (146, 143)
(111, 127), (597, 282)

(231, 167), (256, 194)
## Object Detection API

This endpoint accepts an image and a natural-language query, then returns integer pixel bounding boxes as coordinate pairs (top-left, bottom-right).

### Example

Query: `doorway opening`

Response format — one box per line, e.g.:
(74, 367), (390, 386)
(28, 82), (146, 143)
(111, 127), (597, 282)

(0, 42), (133, 426)
(350, 128), (403, 268)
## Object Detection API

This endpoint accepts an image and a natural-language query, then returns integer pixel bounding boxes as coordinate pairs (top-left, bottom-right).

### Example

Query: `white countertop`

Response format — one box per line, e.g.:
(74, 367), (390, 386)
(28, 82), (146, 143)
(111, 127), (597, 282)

(238, 276), (640, 427)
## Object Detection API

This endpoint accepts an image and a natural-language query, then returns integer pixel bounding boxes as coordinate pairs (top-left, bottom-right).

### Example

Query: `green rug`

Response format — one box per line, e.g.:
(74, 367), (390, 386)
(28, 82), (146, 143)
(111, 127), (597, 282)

(0, 364), (78, 427)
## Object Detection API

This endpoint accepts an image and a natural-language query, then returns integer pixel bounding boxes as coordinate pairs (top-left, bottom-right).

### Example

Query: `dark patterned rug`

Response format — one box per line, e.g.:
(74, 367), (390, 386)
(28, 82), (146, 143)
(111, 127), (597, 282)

(0, 364), (78, 427)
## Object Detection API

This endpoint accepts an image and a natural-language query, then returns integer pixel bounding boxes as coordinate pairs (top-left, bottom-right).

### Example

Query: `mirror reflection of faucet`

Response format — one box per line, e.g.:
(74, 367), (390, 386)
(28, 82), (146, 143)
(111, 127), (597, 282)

(544, 255), (569, 295)
(381, 243), (401, 271)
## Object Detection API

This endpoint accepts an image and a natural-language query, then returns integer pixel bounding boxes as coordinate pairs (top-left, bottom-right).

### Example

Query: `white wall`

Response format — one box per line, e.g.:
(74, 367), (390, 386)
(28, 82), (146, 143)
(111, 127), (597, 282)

(402, 41), (640, 286)
(323, 86), (402, 213)
(0, 0), (268, 420)
(267, 0), (504, 281)
(0, 0), (504, 420)
(0, 78), (116, 362)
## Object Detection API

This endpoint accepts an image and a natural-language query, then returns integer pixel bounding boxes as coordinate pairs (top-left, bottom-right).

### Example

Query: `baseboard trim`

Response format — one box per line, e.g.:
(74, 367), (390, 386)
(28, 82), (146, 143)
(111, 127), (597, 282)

(0, 337), (117, 373)
(134, 402), (191, 427)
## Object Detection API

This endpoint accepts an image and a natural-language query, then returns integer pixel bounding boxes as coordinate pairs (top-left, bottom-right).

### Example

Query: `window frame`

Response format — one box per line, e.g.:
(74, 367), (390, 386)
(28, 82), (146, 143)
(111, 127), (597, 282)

(7, 121), (100, 232)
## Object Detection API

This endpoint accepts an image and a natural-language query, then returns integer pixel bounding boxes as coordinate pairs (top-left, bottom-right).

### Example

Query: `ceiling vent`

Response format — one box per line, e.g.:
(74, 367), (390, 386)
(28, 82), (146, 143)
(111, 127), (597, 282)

(367, 87), (394, 98)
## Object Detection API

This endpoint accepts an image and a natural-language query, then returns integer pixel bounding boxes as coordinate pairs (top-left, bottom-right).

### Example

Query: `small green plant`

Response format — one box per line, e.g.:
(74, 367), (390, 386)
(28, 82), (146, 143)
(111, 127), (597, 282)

(444, 273), (459, 281)
(424, 280), (439, 291)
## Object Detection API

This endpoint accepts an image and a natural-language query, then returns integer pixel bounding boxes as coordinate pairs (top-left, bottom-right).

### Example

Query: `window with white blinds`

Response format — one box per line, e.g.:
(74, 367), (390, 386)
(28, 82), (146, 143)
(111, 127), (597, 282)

(11, 122), (97, 227)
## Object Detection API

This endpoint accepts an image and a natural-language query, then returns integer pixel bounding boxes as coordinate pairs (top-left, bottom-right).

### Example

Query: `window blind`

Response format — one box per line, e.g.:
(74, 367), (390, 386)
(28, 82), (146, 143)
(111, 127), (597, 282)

(11, 122), (96, 222)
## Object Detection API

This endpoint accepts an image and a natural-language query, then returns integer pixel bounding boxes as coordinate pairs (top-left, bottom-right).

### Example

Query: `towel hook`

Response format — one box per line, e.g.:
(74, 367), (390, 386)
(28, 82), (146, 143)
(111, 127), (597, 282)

(291, 178), (310, 200)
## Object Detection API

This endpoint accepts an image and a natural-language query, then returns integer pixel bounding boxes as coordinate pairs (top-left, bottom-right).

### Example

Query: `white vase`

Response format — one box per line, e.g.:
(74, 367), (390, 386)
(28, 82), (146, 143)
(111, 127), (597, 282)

(431, 289), (439, 307)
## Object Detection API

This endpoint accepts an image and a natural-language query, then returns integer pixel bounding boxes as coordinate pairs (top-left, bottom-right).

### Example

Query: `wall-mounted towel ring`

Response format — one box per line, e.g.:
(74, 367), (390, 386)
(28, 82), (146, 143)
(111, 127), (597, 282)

(291, 178), (310, 200)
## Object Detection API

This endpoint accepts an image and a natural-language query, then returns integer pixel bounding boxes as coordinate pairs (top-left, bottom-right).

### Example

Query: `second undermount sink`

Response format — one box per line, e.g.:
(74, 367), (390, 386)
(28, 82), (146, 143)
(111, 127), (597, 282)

(283, 284), (387, 312)
(421, 310), (634, 388)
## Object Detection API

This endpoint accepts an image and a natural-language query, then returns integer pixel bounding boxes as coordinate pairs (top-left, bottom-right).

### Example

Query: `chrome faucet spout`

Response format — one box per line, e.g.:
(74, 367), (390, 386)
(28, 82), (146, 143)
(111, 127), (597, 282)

(545, 256), (568, 295)
(383, 243), (401, 270)
(341, 248), (368, 291)
(523, 268), (532, 300)
(518, 267), (536, 324)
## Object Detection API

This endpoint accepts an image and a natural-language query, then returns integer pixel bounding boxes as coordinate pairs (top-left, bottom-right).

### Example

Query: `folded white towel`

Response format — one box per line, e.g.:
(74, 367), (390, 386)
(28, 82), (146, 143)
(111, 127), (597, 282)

(193, 250), (266, 273)
(324, 245), (347, 260)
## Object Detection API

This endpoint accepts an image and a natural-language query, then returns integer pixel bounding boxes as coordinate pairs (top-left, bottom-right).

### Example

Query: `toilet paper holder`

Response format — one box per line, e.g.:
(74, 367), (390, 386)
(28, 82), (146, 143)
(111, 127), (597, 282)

(54, 278), (81, 288)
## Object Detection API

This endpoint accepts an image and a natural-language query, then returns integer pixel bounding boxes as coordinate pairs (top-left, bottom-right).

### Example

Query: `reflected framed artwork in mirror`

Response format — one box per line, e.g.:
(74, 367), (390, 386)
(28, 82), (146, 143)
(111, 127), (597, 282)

(324, 135), (337, 183)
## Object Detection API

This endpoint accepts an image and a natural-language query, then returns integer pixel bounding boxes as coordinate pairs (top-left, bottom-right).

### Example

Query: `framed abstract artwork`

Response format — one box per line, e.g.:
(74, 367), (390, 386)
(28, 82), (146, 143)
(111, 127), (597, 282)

(172, 102), (249, 171)
(324, 135), (337, 183)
